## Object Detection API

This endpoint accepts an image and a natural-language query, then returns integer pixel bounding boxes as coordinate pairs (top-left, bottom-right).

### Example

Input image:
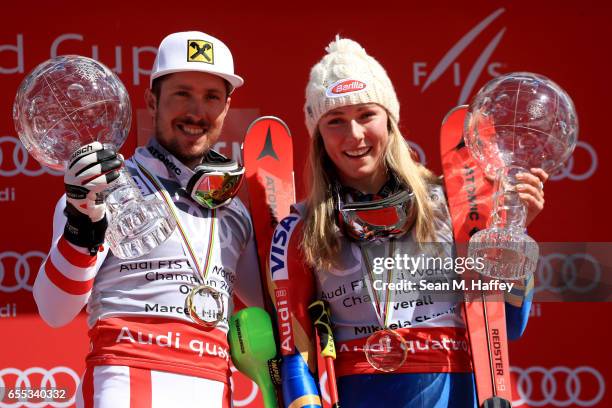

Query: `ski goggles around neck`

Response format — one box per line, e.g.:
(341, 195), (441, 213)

(336, 189), (417, 242)
(186, 151), (245, 209)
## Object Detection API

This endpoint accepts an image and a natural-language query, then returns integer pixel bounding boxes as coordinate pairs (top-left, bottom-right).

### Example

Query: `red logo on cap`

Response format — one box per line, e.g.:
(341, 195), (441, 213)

(328, 79), (367, 96)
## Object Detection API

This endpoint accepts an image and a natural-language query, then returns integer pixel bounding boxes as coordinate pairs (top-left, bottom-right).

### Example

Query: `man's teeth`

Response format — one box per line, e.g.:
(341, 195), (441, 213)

(345, 147), (370, 157)
(180, 125), (204, 135)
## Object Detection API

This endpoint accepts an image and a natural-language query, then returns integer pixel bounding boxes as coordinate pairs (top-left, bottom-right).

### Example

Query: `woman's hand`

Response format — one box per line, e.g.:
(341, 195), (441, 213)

(516, 168), (549, 226)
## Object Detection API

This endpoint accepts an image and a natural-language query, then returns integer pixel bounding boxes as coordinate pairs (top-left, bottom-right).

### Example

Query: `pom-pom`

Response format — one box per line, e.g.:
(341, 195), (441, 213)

(325, 35), (366, 56)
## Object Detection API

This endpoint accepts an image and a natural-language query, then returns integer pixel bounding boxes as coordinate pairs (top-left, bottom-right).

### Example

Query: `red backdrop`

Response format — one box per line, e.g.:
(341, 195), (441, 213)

(1, 1), (610, 407)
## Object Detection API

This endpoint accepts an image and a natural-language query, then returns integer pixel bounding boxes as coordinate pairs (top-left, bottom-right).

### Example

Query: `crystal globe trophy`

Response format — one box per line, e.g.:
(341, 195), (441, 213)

(13, 55), (176, 259)
(464, 72), (578, 280)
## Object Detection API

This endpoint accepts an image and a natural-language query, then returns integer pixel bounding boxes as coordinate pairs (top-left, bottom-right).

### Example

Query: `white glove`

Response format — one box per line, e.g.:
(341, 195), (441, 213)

(63, 142), (122, 253)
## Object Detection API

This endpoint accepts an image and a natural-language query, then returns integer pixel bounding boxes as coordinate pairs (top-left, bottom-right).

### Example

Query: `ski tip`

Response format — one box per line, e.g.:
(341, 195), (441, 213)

(441, 105), (469, 127)
(245, 116), (292, 137)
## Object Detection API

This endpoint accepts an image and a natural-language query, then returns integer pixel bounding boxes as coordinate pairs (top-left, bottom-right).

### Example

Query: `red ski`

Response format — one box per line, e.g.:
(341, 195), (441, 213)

(440, 105), (513, 407)
(243, 116), (296, 305)
(244, 118), (340, 408)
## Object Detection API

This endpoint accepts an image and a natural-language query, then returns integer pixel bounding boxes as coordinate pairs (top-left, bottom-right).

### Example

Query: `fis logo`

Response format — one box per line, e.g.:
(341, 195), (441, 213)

(188, 40), (214, 64)
(413, 8), (507, 104)
(269, 215), (299, 279)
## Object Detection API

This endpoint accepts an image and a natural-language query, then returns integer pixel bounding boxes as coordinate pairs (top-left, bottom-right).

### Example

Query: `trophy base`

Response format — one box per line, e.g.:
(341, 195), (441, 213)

(103, 167), (176, 259)
(106, 197), (176, 259)
(468, 227), (539, 280)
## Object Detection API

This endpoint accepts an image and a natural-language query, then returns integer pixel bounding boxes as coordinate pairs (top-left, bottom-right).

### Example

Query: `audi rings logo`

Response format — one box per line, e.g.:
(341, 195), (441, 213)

(0, 136), (62, 177)
(512, 366), (605, 407)
(0, 251), (45, 293)
(0, 366), (79, 408)
(550, 141), (598, 181)
(535, 253), (601, 294)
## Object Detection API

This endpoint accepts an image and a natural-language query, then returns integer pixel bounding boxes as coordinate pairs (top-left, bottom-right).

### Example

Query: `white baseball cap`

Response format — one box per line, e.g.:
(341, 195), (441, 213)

(150, 31), (244, 90)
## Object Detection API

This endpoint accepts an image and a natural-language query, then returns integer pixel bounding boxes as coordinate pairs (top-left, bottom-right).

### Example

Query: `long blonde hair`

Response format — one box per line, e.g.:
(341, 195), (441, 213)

(301, 117), (440, 271)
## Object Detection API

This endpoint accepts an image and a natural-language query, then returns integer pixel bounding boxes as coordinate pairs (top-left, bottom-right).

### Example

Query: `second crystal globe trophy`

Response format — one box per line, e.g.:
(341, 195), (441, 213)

(464, 72), (578, 280)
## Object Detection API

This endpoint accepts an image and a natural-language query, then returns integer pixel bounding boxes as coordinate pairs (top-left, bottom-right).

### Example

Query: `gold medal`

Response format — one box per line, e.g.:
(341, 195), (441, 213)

(186, 284), (224, 327)
(360, 241), (409, 371)
(364, 328), (408, 372)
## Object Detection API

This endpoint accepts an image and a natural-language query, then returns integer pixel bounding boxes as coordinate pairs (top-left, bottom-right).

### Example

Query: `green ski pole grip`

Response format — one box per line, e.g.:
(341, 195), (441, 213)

(228, 307), (279, 408)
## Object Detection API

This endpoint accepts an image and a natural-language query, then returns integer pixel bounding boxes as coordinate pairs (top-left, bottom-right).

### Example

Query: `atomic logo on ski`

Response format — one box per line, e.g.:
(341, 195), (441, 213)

(257, 126), (280, 161)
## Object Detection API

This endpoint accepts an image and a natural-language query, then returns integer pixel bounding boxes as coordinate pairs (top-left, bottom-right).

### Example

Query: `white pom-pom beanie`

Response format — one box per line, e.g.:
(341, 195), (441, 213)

(304, 36), (400, 137)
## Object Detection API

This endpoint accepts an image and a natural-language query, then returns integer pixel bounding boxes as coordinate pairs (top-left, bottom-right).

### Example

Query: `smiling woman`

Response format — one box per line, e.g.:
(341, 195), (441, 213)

(318, 103), (389, 194)
(267, 36), (546, 408)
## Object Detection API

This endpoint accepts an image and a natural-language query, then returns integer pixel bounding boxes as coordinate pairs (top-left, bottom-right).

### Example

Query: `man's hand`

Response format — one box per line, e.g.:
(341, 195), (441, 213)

(63, 142), (122, 254)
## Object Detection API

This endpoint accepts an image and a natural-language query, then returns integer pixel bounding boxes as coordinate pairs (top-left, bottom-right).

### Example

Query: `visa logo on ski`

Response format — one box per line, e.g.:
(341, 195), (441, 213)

(325, 79), (367, 98)
(270, 214), (299, 279)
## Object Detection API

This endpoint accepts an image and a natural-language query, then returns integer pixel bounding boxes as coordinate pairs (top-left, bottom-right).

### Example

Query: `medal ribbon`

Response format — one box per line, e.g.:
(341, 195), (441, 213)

(359, 240), (396, 329)
(134, 159), (216, 284)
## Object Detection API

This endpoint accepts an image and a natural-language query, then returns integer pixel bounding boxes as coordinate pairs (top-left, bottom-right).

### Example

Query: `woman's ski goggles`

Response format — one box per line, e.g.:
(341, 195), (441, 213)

(336, 189), (417, 242)
(186, 152), (245, 209)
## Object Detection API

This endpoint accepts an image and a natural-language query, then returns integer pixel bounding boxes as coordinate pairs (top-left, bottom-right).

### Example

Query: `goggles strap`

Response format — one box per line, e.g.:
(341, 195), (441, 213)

(196, 149), (242, 173)
(145, 140), (193, 186)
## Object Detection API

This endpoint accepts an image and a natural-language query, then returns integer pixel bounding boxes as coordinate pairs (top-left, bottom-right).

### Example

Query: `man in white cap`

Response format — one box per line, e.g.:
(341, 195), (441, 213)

(34, 31), (263, 407)
(145, 31), (244, 169)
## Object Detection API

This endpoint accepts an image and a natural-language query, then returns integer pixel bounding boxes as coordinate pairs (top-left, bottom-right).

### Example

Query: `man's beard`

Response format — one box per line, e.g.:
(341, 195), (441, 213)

(154, 115), (214, 166)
